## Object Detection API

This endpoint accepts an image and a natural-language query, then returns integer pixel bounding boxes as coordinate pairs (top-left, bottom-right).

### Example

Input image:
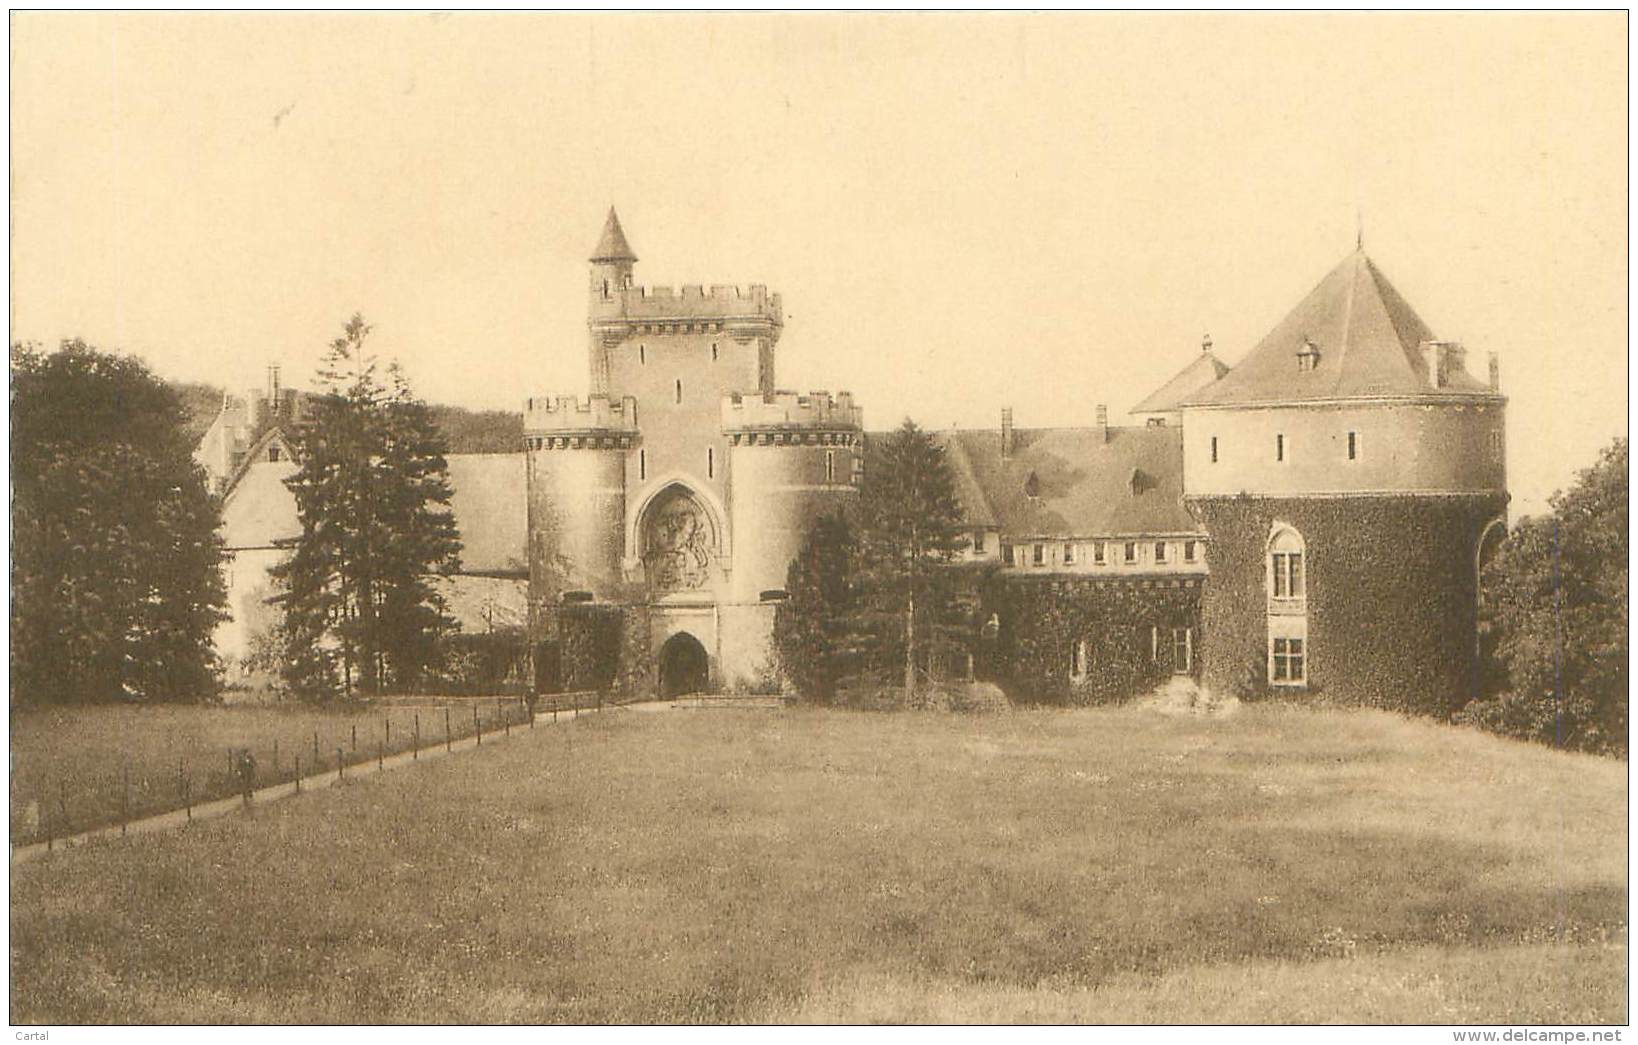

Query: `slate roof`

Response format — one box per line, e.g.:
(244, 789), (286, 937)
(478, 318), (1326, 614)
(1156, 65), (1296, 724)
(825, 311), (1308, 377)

(1130, 350), (1230, 415)
(930, 426), (1200, 538)
(590, 207), (638, 263)
(1184, 249), (1492, 406)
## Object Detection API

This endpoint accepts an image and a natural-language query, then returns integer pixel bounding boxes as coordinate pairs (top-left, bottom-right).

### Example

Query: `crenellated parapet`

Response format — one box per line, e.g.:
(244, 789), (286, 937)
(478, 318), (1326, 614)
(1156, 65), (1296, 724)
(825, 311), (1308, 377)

(523, 394), (640, 449)
(590, 283), (783, 346)
(721, 391), (862, 444)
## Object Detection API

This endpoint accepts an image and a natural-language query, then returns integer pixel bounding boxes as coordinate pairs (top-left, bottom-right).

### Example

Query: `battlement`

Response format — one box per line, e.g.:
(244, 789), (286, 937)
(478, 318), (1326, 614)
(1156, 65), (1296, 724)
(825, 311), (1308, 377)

(721, 391), (862, 432)
(596, 283), (783, 326)
(523, 394), (640, 434)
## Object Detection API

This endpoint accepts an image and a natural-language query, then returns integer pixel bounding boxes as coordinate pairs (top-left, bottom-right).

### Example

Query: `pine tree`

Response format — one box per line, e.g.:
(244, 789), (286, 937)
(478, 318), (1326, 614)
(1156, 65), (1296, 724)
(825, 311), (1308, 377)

(854, 419), (969, 700)
(11, 340), (227, 704)
(773, 511), (864, 702)
(273, 316), (461, 701)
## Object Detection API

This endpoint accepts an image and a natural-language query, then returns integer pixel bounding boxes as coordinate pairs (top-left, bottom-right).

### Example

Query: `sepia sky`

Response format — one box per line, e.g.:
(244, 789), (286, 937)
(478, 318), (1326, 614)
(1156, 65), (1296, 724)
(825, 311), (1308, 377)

(10, 12), (1627, 517)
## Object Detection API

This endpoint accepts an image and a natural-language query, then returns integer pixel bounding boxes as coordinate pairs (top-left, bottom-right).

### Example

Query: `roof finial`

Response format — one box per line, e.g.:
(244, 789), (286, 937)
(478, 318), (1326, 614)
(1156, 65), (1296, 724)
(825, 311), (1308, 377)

(1356, 208), (1364, 252)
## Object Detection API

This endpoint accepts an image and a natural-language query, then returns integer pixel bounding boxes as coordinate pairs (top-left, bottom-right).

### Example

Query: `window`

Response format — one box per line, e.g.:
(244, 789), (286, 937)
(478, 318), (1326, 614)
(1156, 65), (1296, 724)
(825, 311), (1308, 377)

(1210, 436), (1218, 464)
(711, 342), (719, 362)
(707, 446), (715, 479)
(639, 449), (646, 481)
(1150, 626), (1160, 662)
(1172, 627), (1193, 674)
(972, 529), (986, 553)
(1154, 541), (1169, 564)
(1093, 541), (1106, 565)
(602, 279), (610, 299)
(1003, 544), (1016, 567)
(1276, 433), (1285, 462)
(1271, 549), (1304, 600)
(268, 446), (282, 463)
(1063, 542), (1076, 565)
(1123, 541), (1138, 564)
(1490, 431), (1503, 457)
(675, 379), (682, 404)
(1347, 431), (1359, 461)
(1184, 540), (1198, 563)
(1070, 639), (1089, 683)
(1033, 543), (1045, 566)
(1271, 637), (1306, 683)
(825, 450), (836, 483)
(851, 456), (864, 486)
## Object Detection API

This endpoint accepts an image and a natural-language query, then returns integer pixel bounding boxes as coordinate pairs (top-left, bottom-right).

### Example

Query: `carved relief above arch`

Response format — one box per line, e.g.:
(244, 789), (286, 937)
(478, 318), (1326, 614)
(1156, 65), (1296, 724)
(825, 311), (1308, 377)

(636, 482), (722, 593)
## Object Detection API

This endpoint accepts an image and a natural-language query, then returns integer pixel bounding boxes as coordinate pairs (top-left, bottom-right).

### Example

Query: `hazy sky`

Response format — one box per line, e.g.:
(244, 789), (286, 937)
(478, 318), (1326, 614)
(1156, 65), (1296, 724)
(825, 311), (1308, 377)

(11, 13), (1627, 516)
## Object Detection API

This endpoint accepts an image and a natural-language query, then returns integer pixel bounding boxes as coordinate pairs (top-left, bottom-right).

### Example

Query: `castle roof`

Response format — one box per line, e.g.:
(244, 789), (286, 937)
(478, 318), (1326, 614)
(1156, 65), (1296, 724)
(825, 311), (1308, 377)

(1184, 248), (1491, 407)
(931, 425), (1199, 538)
(590, 207), (638, 263)
(1130, 349), (1231, 415)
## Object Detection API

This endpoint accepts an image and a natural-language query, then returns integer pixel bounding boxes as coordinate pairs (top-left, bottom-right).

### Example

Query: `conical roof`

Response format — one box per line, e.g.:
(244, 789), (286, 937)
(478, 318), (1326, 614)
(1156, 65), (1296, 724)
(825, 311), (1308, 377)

(1184, 249), (1490, 406)
(589, 207), (637, 263)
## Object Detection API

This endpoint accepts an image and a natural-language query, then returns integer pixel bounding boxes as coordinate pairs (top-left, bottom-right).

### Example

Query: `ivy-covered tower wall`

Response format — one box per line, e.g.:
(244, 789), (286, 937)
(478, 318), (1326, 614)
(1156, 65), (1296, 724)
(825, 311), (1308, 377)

(1190, 492), (1507, 715)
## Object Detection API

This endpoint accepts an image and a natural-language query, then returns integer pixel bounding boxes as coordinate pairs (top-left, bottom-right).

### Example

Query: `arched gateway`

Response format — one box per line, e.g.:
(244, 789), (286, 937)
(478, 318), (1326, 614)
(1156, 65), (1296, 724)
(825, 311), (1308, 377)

(658, 632), (710, 697)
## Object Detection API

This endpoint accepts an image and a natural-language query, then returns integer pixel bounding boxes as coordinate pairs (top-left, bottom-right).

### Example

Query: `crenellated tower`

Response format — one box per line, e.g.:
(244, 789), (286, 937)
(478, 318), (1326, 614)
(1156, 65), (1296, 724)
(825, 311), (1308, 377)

(526, 208), (861, 695)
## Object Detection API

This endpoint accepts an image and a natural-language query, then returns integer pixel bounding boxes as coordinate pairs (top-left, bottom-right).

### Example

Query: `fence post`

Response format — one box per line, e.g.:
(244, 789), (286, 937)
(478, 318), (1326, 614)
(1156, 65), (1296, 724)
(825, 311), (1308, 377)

(351, 723), (357, 754)
(414, 713), (420, 761)
(598, 689), (604, 713)
(445, 707), (452, 753)
(474, 704), (482, 746)
(527, 696), (535, 729)
(294, 755), (301, 795)
(58, 780), (68, 849)
(504, 698), (511, 738)
(272, 739), (279, 779)
(385, 717), (391, 747)
(313, 731), (320, 773)
(121, 761), (130, 837)
(178, 757), (189, 821)
(337, 748), (345, 782)
(378, 737), (384, 772)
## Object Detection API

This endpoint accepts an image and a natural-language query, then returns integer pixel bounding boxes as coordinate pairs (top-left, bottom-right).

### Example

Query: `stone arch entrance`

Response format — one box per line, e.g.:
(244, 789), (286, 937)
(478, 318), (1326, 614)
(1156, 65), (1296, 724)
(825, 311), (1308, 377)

(658, 631), (710, 698)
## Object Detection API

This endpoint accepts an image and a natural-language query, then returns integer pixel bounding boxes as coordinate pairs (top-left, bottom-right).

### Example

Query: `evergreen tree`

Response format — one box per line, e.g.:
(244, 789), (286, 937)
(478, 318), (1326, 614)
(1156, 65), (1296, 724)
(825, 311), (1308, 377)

(1458, 437), (1627, 755)
(273, 316), (461, 701)
(854, 419), (969, 699)
(773, 511), (863, 702)
(11, 340), (227, 704)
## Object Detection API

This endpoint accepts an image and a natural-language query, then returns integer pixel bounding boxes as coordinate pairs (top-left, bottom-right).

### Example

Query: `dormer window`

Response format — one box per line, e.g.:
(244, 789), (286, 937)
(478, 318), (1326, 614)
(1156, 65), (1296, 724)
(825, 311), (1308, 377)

(1297, 338), (1321, 372)
(1024, 471), (1041, 500)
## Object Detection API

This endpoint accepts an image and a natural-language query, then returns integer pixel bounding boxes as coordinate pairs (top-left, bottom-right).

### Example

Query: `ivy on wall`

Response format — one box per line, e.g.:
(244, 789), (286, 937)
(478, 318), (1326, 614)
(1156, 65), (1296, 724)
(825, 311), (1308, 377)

(1190, 493), (1506, 716)
(979, 575), (1203, 705)
(559, 603), (653, 695)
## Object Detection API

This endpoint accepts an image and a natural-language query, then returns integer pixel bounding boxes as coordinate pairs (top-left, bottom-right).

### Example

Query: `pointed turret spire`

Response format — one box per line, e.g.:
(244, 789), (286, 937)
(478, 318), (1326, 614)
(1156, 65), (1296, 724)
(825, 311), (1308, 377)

(590, 207), (638, 263)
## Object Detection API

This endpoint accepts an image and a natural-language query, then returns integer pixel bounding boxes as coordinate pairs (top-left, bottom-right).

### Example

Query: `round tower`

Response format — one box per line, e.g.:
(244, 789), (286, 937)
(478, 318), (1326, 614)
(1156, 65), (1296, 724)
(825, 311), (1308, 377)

(1181, 249), (1507, 715)
(719, 390), (863, 684)
(523, 394), (636, 633)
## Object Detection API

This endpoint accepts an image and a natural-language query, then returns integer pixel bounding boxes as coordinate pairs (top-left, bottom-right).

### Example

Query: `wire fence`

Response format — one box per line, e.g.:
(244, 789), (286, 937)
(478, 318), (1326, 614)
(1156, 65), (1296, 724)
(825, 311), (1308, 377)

(12, 690), (625, 853)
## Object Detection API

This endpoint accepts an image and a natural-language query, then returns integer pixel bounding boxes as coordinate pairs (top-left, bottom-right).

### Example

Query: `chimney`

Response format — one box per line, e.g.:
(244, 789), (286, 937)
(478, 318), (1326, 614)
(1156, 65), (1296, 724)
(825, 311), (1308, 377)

(1096, 404), (1109, 443)
(267, 364), (281, 406)
(1420, 341), (1442, 388)
(1000, 407), (1015, 460)
(246, 387), (263, 429)
(1488, 350), (1501, 392)
(1202, 333), (1213, 354)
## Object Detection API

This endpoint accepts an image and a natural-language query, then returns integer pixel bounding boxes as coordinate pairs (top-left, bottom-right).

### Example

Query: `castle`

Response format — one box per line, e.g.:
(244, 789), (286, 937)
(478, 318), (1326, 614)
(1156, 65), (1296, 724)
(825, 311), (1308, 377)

(200, 209), (1508, 713)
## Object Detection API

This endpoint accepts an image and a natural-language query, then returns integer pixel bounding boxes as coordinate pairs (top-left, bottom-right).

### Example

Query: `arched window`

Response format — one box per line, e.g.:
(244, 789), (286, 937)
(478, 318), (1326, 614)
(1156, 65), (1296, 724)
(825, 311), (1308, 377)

(1267, 525), (1308, 687)
(1268, 527), (1305, 603)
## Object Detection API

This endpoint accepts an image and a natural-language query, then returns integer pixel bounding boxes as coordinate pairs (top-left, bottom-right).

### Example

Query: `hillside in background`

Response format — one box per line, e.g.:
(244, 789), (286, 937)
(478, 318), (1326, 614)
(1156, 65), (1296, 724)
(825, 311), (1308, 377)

(172, 380), (522, 455)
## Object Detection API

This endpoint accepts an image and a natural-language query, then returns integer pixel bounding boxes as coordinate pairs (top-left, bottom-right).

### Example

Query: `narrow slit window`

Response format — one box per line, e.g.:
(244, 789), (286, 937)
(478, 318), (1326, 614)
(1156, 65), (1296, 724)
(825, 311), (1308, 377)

(1210, 436), (1219, 463)
(675, 379), (682, 404)
(1276, 433), (1285, 462)
(825, 450), (835, 483)
(711, 342), (719, 362)
(1347, 431), (1359, 461)
(707, 446), (715, 478)
(639, 344), (646, 365)
(639, 449), (646, 481)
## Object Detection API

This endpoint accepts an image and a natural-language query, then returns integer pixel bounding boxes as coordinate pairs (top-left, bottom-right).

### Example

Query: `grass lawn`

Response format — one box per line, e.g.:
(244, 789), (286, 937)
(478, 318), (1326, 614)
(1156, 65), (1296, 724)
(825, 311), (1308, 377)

(9, 703), (1627, 1024)
(9, 697), (534, 846)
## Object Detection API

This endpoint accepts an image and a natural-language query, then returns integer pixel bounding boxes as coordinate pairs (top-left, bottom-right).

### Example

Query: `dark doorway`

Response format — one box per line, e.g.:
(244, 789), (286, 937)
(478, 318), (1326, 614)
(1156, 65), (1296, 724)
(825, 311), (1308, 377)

(658, 632), (710, 698)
